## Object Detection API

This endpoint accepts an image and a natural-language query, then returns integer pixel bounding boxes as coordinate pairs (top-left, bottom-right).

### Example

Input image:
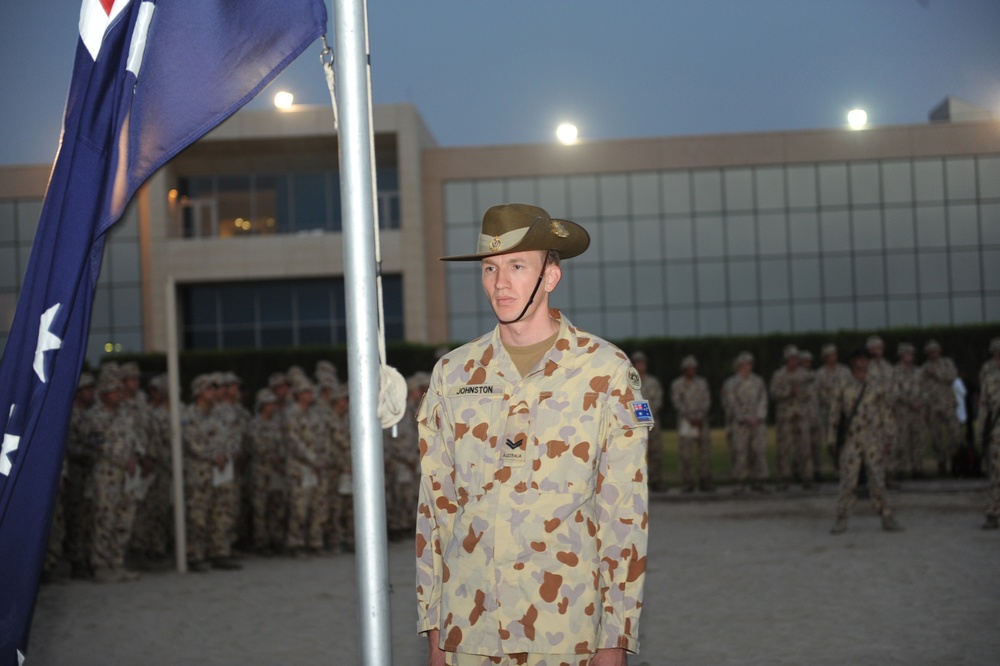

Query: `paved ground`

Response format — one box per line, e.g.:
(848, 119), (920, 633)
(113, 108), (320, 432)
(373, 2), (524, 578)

(28, 479), (999, 665)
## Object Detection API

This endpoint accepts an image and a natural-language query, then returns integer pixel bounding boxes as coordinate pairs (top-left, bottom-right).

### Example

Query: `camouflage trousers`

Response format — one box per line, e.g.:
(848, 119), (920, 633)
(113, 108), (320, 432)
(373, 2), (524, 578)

(251, 470), (288, 549)
(646, 423), (664, 489)
(131, 471), (171, 558)
(895, 408), (926, 476)
(444, 651), (595, 666)
(288, 476), (329, 551)
(808, 414), (823, 477)
(325, 473), (347, 549)
(208, 482), (239, 559)
(986, 435), (1000, 519)
(775, 414), (812, 484)
(835, 436), (889, 517)
(678, 429), (712, 489)
(185, 465), (212, 562)
(926, 407), (961, 467)
(730, 422), (769, 483)
(877, 406), (898, 480)
(90, 462), (138, 572)
(64, 469), (93, 570)
(386, 463), (418, 533)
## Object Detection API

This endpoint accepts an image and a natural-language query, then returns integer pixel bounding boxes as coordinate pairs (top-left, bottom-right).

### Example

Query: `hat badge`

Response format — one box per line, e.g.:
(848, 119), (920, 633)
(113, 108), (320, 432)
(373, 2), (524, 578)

(550, 220), (569, 238)
(489, 235), (502, 252)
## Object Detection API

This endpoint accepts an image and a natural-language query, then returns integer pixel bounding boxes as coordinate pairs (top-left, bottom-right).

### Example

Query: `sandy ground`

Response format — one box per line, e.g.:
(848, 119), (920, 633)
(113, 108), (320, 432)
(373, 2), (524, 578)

(28, 479), (999, 665)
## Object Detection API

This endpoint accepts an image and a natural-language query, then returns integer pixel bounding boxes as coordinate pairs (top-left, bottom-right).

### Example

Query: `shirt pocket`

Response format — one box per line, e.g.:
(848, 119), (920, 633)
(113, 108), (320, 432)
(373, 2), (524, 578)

(446, 395), (504, 493)
(531, 390), (601, 493)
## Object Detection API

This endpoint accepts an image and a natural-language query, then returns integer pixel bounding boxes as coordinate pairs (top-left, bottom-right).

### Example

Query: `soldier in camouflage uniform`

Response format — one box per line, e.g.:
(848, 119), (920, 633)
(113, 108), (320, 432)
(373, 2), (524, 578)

(285, 377), (331, 556)
(670, 355), (713, 492)
(418, 204), (649, 665)
(921, 340), (961, 476)
(866, 336), (899, 489)
(770, 345), (814, 490)
(723, 352), (770, 492)
(384, 372), (427, 540)
(892, 344), (926, 479)
(215, 372), (250, 553)
(130, 373), (172, 566)
(978, 349), (1000, 529)
(632, 351), (665, 491)
(325, 382), (353, 552)
(65, 372), (97, 579)
(816, 345), (851, 473)
(248, 388), (287, 555)
(828, 348), (904, 535)
(181, 374), (224, 572)
(88, 372), (143, 582)
(198, 372), (244, 570)
(978, 337), (1000, 389)
(799, 350), (822, 482)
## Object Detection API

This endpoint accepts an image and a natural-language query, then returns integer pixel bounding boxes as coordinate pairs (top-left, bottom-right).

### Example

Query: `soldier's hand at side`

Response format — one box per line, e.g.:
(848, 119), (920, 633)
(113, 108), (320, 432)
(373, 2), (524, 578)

(215, 453), (227, 470)
(126, 454), (139, 476)
(592, 648), (627, 666)
(425, 629), (445, 666)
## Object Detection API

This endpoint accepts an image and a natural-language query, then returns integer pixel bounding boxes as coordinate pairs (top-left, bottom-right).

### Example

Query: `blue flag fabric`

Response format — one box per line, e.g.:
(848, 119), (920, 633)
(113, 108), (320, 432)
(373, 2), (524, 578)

(0, 1), (326, 662)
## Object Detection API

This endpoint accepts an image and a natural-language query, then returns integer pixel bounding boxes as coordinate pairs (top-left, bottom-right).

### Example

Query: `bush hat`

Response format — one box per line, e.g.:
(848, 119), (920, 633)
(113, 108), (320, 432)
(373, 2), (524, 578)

(440, 203), (590, 262)
(680, 355), (698, 370)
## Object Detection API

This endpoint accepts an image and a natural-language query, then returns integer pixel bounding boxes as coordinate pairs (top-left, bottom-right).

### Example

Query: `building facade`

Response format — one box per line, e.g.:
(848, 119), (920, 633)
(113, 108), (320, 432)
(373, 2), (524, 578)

(1, 104), (998, 362)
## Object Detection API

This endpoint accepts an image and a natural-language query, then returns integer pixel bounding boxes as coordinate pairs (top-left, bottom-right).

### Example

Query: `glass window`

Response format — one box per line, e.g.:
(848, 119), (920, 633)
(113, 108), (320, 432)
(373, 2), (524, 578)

(444, 180), (482, 224)
(886, 252), (917, 296)
(949, 250), (981, 293)
(599, 174), (629, 216)
(757, 212), (788, 255)
(602, 308), (635, 340)
(694, 216), (724, 258)
(661, 171), (691, 214)
(729, 305), (760, 335)
(947, 204), (979, 247)
(724, 168), (753, 211)
(884, 207), (915, 249)
(915, 206), (947, 248)
(917, 251), (949, 295)
(215, 175), (254, 236)
(92, 289), (112, 329)
(448, 269), (480, 315)
(450, 315), (482, 344)
(984, 250), (1000, 293)
(255, 174), (287, 235)
(822, 256), (853, 299)
(820, 210), (850, 252)
(600, 219), (631, 262)
(792, 303), (823, 332)
(856, 300), (887, 329)
(259, 284), (293, 324)
(823, 301), (854, 330)
(761, 304), (791, 333)
(664, 218), (694, 260)
(982, 204), (1000, 245)
(790, 258), (821, 299)
(444, 224), (479, 256)
(789, 211), (819, 254)
(603, 266), (633, 308)
(881, 161), (913, 204)
(980, 156), (1000, 199)
(755, 167), (785, 210)
(634, 263), (665, 307)
(291, 172), (328, 232)
(696, 261), (726, 303)
(693, 170), (722, 213)
(115, 208), (140, 240)
(919, 297), (951, 326)
(728, 260), (758, 303)
(17, 201), (41, 241)
(260, 326), (294, 348)
(112, 286), (142, 328)
(849, 162), (880, 205)
(698, 306), (728, 335)
(667, 307), (697, 337)
(108, 241), (141, 283)
(537, 177), (567, 214)
(636, 309), (666, 337)
(725, 214), (757, 257)
(568, 175), (598, 217)
(474, 181), (504, 213)
(570, 265), (602, 311)
(630, 173), (661, 215)
(759, 258), (790, 301)
(787, 166), (817, 209)
(0, 248), (17, 287)
(888, 298), (919, 327)
(666, 262), (695, 305)
(945, 157), (976, 201)
(632, 217), (664, 261)
(220, 284), (255, 325)
(298, 283), (331, 323)
(0, 202), (15, 242)
(818, 164), (848, 207)
(16, 245), (31, 284)
(952, 296), (983, 324)
(505, 178), (536, 204)
(851, 208), (882, 251)
(913, 159), (944, 203)
(987, 296), (1000, 325)
(854, 255), (886, 297)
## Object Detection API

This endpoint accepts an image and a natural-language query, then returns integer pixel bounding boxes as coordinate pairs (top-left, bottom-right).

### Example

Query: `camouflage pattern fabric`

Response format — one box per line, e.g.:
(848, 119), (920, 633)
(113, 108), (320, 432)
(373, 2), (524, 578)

(892, 362), (926, 476)
(181, 403), (222, 563)
(921, 357), (961, 469)
(769, 367), (813, 485)
(977, 369), (1000, 520)
(641, 373), (665, 490)
(670, 374), (712, 489)
(816, 363), (851, 466)
(285, 402), (331, 551)
(65, 403), (96, 572)
(249, 413), (287, 550)
(88, 404), (141, 573)
(416, 310), (648, 658)
(722, 373), (769, 485)
(828, 376), (891, 518)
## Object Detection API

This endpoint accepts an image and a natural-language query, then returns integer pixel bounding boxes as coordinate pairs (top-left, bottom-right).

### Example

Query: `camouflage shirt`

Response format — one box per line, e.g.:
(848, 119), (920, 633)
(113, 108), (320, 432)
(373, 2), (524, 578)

(769, 366), (810, 420)
(723, 373), (768, 424)
(670, 375), (711, 424)
(816, 364), (851, 415)
(891, 363), (923, 412)
(827, 373), (884, 450)
(416, 310), (649, 656)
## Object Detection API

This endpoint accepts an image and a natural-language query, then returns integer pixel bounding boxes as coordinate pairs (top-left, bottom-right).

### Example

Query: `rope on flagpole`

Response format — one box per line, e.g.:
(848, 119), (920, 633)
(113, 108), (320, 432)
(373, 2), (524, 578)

(320, 35), (405, 431)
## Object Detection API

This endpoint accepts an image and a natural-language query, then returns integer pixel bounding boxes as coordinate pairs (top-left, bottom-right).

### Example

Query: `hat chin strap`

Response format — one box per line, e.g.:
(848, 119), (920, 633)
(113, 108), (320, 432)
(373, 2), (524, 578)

(496, 265), (546, 325)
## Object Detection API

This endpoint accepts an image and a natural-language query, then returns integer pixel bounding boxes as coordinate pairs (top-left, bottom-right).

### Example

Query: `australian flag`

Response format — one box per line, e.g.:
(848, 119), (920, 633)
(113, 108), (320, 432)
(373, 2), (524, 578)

(0, 1), (326, 662)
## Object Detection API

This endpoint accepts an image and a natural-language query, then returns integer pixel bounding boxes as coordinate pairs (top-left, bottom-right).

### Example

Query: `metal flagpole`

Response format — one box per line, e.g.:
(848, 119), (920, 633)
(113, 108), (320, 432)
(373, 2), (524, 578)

(165, 275), (188, 573)
(332, 1), (392, 664)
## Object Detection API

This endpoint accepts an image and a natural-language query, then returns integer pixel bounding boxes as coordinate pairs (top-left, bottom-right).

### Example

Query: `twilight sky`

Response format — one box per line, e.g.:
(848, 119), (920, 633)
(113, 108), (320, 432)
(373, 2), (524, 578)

(1, 0), (998, 166)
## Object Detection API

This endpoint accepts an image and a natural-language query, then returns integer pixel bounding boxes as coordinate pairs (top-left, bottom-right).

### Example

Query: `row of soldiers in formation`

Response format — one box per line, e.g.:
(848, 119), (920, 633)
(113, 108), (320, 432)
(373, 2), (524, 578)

(44, 360), (430, 583)
(637, 336), (1000, 531)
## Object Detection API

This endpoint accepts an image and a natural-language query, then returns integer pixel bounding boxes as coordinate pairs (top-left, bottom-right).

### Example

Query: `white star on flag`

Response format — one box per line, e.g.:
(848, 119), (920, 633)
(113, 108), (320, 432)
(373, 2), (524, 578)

(1, 405), (18, 477)
(33, 304), (63, 384)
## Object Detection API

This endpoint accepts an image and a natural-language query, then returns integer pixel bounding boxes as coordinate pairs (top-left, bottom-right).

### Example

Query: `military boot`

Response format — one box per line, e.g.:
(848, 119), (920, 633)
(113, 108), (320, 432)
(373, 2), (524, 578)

(982, 515), (999, 530)
(881, 511), (904, 532)
(830, 514), (848, 535)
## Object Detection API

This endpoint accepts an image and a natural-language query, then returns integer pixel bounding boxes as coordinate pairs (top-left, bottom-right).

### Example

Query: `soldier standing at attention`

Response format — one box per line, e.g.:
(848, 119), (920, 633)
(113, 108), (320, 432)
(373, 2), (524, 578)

(799, 350), (822, 482)
(828, 348), (904, 535)
(132, 373), (172, 567)
(670, 355), (713, 492)
(816, 345), (851, 471)
(65, 372), (97, 579)
(978, 346), (1000, 530)
(725, 352), (770, 492)
(866, 336), (899, 489)
(248, 388), (287, 555)
(631, 351), (665, 492)
(285, 377), (331, 557)
(978, 337), (1000, 388)
(384, 372), (428, 541)
(417, 204), (649, 666)
(921, 340), (961, 476)
(770, 345), (814, 490)
(182, 374), (223, 572)
(892, 344), (926, 480)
